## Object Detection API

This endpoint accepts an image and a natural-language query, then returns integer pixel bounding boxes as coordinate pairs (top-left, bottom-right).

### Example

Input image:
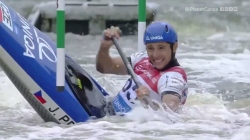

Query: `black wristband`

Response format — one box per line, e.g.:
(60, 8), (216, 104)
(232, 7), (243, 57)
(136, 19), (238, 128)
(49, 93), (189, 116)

(161, 91), (181, 101)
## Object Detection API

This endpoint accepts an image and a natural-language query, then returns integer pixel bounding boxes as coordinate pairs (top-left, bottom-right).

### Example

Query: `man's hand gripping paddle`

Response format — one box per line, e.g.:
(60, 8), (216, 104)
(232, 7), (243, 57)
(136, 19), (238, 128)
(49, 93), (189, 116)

(112, 37), (160, 111)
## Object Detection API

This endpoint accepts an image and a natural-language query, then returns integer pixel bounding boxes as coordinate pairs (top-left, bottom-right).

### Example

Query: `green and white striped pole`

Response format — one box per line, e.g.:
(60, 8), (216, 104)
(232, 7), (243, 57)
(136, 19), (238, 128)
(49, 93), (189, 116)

(56, 0), (65, 92)
(138, 0), (146, 52)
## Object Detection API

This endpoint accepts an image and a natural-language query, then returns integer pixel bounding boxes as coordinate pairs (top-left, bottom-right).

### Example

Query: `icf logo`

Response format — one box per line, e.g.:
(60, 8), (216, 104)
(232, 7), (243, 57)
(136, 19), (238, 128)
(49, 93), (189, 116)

(0, 1), (13, 31)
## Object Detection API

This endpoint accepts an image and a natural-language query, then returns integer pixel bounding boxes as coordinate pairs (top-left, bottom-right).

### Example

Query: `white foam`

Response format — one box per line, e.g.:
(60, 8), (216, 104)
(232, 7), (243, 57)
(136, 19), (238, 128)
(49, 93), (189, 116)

(0, 71), (27, 108)
(231, 126), (250, 140)
(178, 52), (250, 84)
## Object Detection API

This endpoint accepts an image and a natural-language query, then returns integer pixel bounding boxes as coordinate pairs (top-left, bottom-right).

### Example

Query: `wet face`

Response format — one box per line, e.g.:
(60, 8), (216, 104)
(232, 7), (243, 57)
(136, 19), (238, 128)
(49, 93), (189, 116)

(146, 42), (177, 69)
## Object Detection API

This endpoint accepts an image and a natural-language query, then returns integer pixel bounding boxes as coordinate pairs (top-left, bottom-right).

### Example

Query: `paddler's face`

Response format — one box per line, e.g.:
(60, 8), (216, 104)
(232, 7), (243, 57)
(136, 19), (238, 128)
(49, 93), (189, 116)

(146, 42), (177, 69)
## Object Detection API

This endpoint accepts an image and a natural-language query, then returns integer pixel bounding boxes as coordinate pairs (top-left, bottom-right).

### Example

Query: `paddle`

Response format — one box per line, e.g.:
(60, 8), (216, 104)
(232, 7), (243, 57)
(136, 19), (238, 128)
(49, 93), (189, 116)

(112, 37), (160, 111)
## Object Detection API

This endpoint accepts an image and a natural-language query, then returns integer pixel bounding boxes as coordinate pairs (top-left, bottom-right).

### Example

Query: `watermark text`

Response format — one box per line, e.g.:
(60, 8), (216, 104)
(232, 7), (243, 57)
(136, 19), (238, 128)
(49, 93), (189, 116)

(185, 7), (238, 12)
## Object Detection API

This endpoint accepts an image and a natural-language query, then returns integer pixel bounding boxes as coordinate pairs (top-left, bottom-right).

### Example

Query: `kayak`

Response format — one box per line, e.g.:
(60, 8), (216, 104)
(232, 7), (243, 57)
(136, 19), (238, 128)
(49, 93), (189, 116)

(0, 0), (110, 125)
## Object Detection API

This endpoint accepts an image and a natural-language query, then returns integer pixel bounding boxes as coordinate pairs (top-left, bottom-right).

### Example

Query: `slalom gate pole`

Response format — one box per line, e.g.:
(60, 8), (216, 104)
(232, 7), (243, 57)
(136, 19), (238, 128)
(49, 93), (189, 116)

(56, 0), (65, 92)
(138, 0), (146, 52)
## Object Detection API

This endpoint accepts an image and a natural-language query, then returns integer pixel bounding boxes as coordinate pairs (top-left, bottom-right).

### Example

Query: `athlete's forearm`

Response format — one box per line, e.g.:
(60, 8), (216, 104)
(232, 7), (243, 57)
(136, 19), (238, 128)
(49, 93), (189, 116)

(96, 47), (114, 73)
(161, 93), (180, 112)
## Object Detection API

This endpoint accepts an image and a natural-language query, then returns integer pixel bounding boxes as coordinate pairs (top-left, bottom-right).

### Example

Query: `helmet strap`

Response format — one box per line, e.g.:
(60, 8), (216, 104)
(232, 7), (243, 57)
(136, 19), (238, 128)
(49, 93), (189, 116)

(170, 43), (176, 61)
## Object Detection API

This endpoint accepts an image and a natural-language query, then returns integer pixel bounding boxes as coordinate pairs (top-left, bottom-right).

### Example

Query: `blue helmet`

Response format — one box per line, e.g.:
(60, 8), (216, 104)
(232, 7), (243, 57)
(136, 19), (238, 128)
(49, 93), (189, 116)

(143, 21), (178, 45)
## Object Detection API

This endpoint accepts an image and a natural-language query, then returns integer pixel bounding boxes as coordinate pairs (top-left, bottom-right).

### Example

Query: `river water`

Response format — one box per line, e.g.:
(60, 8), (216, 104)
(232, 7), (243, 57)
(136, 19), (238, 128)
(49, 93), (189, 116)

(0, 0), (250, 139)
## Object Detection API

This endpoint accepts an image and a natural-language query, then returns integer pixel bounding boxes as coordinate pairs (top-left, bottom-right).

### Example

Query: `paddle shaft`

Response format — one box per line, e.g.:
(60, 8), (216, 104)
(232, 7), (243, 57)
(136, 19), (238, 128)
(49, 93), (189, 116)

(112, 37), (159, 111)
